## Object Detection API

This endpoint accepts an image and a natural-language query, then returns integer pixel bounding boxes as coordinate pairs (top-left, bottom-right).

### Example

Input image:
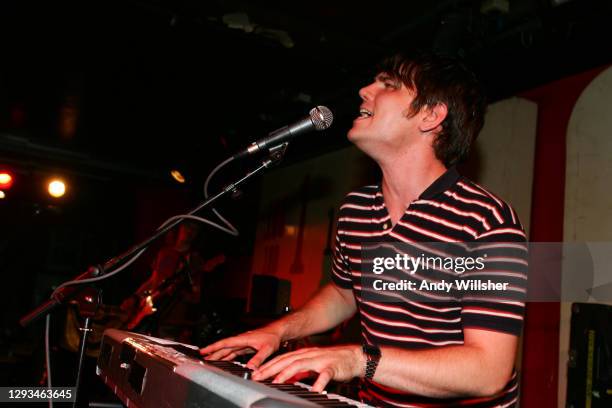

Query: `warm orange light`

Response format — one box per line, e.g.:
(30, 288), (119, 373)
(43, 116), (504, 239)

(0, 172), (13, 189)
(170, 170), (186, 183)
(0, 190), (5, 199)
(48, 179), (67, 198)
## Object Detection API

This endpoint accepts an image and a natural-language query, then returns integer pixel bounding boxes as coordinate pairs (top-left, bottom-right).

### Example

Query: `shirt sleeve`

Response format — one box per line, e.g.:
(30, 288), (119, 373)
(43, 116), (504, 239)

(460, 204), (528, 336)
(331, 223), (354, 290)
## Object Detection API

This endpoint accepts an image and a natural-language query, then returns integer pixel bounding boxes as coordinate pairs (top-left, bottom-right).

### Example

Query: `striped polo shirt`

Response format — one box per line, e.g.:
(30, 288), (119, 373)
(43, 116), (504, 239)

(331, 167), (528, 408)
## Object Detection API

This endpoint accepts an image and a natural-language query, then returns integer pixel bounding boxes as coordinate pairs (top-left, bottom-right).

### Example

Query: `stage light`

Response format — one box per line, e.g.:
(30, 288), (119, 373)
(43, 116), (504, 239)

(0, 190), (5, 199)
(48, 179), (67, 198)
(0, 172), (13, 189)
(170, 169), (186, 184)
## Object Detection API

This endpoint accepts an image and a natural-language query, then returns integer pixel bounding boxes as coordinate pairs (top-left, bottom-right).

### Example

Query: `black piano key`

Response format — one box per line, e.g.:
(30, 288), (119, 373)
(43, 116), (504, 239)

(297, 396), (333, 401)
(268, 384), (304, 389)
(299, 397), (336, 401)
(294, 394), (341, 402)
(283, 387), (317, 393)
(297, 397), (354, 407)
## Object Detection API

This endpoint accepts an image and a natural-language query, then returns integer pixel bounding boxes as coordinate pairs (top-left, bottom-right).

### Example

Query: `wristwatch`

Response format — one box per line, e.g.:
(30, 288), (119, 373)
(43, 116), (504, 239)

(362, 344), (381, 380)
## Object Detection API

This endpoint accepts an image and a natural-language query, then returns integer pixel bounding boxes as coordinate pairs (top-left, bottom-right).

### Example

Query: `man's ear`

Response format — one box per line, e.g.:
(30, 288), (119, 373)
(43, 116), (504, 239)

(419, 103), (448, 133)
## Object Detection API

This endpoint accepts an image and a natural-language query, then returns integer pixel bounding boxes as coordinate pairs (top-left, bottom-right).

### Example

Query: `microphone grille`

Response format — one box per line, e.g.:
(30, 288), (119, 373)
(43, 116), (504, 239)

(309, 106), (334, 131)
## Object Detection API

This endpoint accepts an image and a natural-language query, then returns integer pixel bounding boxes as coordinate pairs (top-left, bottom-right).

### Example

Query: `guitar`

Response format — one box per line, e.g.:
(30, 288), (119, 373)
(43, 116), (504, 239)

(124, 253), (225, 330)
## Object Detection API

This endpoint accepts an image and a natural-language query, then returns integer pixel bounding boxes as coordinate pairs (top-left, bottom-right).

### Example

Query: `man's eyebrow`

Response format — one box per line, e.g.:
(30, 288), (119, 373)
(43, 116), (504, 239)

(375, 73), (391, 81)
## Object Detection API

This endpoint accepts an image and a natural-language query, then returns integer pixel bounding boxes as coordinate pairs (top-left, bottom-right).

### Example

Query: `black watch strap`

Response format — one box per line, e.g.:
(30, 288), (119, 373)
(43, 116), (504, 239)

(362, 344), (381, 380)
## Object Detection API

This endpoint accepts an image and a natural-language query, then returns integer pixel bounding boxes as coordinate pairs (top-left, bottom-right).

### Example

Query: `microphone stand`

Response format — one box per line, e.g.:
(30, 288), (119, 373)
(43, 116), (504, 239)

(19, 143), (289, 408)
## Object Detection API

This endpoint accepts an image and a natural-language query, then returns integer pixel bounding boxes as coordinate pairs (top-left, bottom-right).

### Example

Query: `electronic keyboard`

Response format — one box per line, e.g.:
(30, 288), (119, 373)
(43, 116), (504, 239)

(97, 329), (373, 407)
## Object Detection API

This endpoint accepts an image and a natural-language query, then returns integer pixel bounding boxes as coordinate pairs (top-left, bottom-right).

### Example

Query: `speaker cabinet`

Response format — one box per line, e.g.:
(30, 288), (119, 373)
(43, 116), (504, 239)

(249, 275), (291, 316)
(567, 303), (612, 408)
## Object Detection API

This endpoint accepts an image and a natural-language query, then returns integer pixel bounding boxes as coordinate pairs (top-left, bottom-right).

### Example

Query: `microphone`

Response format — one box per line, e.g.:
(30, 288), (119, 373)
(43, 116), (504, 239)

(233, 106), (333, 159)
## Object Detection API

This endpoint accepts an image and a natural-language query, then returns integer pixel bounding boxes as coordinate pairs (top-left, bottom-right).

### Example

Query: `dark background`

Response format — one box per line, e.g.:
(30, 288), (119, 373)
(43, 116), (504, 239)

(0, 0), (611, 402)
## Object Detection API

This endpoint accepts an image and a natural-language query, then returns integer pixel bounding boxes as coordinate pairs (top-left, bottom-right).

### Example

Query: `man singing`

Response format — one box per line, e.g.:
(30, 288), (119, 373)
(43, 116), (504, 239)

(200, 53), (527, 407)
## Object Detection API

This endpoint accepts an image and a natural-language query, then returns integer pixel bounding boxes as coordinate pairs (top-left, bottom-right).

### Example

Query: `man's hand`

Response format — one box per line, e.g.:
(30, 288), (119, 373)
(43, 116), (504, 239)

(199, 328), (282, 369)
(251, 345), (364, 392)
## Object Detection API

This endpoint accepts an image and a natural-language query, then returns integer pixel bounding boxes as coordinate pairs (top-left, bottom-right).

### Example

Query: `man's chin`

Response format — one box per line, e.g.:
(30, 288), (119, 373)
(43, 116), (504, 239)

(347, 128), (361, 142)
(347, 132), (371, 154)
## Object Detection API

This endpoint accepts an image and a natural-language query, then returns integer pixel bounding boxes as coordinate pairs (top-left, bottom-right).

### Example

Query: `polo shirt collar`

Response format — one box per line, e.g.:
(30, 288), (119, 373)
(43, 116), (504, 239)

(418, 166), (460, 200)
(375, 167), (460, 202)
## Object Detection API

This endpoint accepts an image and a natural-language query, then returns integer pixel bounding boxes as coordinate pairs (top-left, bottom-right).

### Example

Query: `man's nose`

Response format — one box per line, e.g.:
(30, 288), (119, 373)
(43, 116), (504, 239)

(359, 82), (376, 101)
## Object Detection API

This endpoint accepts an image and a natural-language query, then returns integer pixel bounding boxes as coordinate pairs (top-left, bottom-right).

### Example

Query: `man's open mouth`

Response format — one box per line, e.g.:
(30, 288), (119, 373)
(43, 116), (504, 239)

(359, 108), (373, 118)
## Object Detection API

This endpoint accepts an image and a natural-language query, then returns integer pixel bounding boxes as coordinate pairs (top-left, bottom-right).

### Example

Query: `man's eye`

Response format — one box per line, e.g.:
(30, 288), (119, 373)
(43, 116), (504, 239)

(384, 81), (397, 89)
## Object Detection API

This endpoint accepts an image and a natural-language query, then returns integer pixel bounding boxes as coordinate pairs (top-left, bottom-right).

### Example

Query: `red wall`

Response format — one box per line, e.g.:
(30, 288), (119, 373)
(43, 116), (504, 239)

(519, 64), (608, 407)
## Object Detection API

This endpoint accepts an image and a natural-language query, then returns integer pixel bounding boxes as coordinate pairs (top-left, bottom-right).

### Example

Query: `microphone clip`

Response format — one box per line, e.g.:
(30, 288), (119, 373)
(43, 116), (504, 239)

(267, 142), (290, 164)
(261, 142), (290, 170)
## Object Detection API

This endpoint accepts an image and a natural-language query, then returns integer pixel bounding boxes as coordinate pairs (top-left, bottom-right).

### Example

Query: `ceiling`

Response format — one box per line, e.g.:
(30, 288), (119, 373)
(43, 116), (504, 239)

(0, 0), (611, 185)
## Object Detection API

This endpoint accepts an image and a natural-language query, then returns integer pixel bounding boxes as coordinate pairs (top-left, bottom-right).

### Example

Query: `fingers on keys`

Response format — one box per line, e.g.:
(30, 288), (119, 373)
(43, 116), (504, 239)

(245, 344), (274, 369)
(252, 348), (314, 380)
(200, 337), (251, 360)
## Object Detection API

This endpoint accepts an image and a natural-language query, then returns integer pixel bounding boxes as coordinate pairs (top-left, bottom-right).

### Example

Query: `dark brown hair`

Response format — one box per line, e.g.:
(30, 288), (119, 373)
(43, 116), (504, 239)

(379, 53), (487, 167)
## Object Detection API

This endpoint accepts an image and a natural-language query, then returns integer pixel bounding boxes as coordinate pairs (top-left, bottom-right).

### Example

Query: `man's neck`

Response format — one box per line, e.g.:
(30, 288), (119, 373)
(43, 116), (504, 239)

(378, 148), (447, 225)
